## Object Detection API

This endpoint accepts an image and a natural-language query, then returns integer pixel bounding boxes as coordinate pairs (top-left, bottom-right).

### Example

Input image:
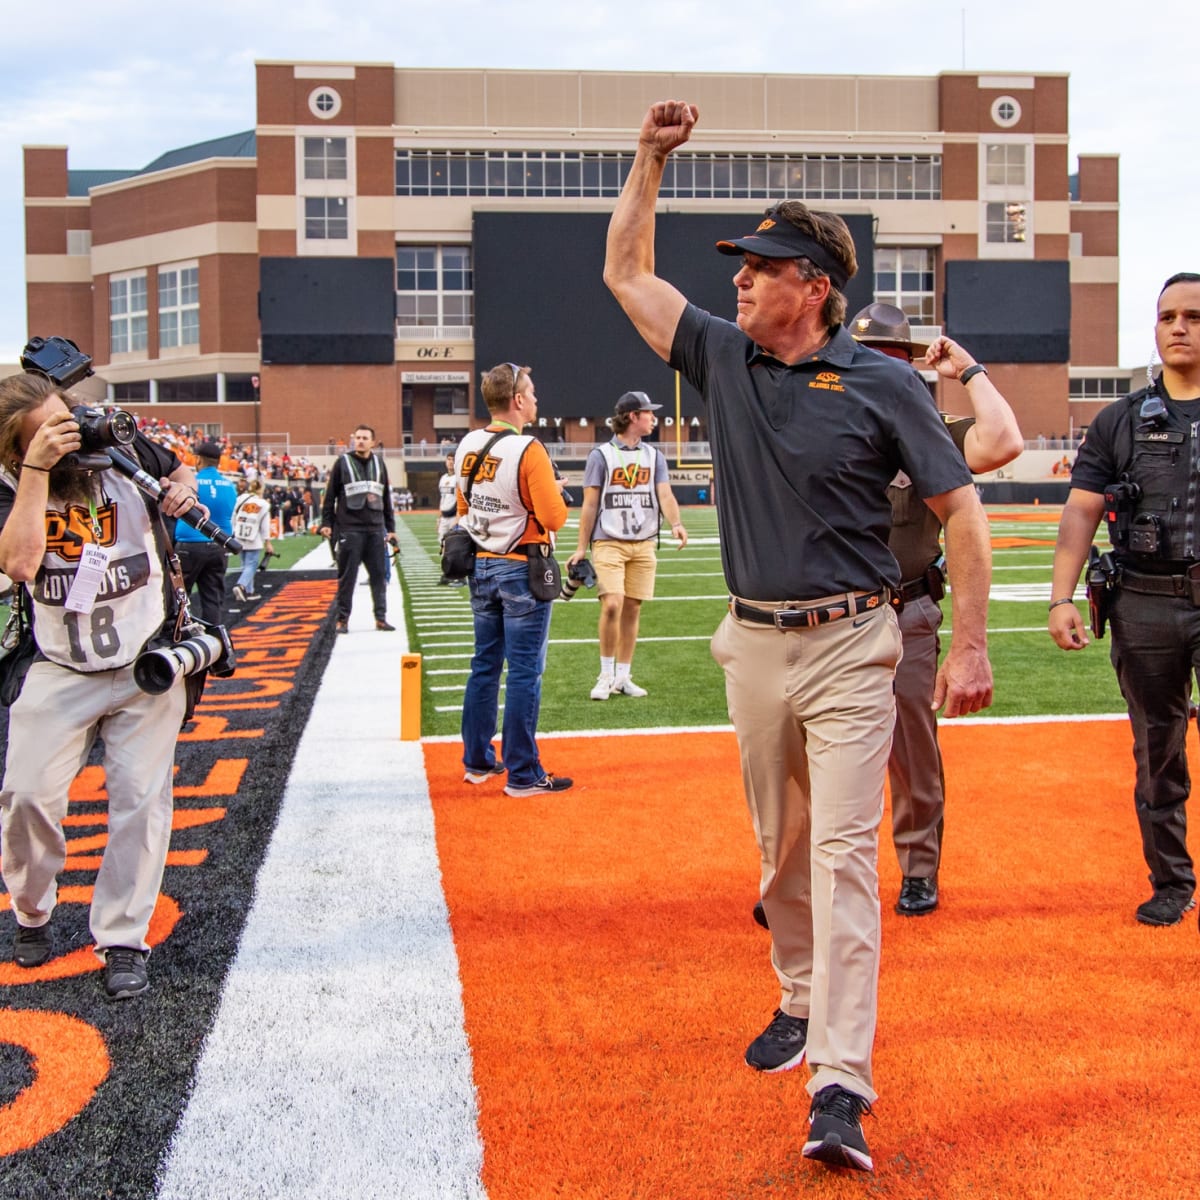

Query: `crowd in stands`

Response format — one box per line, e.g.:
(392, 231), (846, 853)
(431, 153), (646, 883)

(137, 417), (327, 534)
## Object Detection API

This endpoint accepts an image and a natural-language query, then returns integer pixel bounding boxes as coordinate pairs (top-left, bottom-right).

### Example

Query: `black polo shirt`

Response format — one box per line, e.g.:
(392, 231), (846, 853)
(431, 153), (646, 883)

(670, 304), (972, 601)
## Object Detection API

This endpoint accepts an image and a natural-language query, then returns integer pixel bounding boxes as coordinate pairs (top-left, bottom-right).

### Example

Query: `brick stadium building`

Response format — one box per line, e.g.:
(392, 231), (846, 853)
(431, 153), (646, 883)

(22, 62), (1124, 496)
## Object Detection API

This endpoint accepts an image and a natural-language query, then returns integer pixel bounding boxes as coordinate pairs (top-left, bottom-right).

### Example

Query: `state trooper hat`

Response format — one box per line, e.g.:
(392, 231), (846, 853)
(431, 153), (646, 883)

(848, 302), (930, 356)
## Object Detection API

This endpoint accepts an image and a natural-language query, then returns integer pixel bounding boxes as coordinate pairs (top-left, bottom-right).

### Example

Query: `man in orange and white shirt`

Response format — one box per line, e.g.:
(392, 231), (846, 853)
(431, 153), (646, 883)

(454, 362), (572, 798)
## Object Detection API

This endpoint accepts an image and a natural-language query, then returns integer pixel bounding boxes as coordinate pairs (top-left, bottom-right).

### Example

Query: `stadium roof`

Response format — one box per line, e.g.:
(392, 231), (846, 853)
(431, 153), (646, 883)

(67, 130), (256, 195)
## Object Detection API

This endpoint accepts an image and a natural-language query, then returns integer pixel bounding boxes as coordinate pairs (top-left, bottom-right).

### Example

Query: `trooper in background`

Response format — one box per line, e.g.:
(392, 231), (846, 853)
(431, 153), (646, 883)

(174, 439), (237, 625)
(1049, 272), (1200, 929)
(0, 370), (202, 999)
(320, 424), (399, 633)
(852, 304), (1021, 917)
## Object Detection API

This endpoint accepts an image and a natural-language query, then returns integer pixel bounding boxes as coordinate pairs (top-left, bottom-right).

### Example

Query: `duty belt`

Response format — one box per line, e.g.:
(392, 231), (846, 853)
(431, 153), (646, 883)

(730, 588), (891, 630)
(1119, 567), (1200, 599)
(898, 577), (931, 603)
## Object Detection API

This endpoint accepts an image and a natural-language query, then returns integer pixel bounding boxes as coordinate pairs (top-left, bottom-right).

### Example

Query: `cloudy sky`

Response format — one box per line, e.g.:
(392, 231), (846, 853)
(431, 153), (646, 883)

(2, 1), (1195, 366)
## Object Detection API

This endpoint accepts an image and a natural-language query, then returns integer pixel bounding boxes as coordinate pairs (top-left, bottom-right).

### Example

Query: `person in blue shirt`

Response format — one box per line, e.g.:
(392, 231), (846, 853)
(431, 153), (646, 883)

(174, 439), (238, 625)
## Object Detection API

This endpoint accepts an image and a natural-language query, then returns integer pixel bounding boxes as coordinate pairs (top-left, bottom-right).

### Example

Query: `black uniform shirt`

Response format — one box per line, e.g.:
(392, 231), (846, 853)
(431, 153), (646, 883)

(670, 304), (972, 601)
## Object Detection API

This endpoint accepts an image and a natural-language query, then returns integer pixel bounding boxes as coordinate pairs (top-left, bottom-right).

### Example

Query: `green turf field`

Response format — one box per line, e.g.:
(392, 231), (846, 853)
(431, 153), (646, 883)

(395, 505), (1127, 738)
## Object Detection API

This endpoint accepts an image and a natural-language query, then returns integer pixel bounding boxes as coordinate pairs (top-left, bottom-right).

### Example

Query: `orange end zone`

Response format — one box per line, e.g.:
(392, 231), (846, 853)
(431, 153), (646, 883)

(425, 721), (1200, 1198)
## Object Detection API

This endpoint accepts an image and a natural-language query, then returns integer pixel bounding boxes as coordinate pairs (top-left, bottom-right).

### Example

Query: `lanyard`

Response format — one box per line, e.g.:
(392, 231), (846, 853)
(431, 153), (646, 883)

(492, 420), (522, 435)
(86, 496), (103, 541)
(612, 439), (643, 488)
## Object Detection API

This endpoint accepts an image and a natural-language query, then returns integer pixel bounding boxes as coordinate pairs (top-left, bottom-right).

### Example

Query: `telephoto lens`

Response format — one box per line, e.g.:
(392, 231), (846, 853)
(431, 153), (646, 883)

(132, 630), (233, 694)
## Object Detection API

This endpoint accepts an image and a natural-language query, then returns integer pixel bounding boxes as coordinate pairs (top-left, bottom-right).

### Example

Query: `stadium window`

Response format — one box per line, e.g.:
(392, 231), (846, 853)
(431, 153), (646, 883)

(874, 248), (936, 324)
(393, 148), (942, 202)
(986, 201), (1027, 243)
(110, 272), (148, 355)
(305, 197), (348, 240)
(303, 137), (348, 181)
(986, 143), (1027, 187)
(395, 245), (474, 336)
(158, 264), (199, 349)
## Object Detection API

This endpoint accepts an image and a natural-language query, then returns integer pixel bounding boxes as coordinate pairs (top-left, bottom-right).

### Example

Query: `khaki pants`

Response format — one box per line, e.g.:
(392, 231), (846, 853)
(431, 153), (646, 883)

(711, 601), (901, 1102)
(1, 658), (185, 952)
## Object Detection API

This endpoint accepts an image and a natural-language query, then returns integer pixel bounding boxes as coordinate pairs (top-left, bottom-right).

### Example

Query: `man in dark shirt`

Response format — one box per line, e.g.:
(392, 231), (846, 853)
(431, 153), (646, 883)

(605, 100), (994, 1173)
(320, 424), (398, 633)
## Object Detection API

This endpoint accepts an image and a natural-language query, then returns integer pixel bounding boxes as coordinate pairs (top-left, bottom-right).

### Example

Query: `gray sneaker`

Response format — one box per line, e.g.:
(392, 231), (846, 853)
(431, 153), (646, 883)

(103, 947), (149, 1000)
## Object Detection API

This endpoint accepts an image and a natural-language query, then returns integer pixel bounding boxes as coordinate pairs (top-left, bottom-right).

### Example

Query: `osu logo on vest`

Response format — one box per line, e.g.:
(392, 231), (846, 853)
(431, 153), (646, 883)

(44, 503), (117, 563)
(460, 452), (502, 483)
(610, 466), (651, 489)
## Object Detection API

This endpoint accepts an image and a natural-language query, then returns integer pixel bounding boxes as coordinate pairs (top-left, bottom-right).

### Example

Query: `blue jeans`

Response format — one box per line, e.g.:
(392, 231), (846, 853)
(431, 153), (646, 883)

(237, 548), (263, 592)
(462, 556), (552, 787)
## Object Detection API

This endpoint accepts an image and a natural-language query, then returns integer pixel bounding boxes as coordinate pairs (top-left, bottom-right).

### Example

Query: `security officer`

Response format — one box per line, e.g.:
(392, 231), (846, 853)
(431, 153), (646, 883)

(852, 305), (1022, 916)
(319, 424), (399, 633)
(1050, 272), (1200, 927)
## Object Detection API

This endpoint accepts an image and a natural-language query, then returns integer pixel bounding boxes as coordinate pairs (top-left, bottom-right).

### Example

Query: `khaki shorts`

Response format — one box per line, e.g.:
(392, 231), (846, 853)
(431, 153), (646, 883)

(593, 538), (657, 601)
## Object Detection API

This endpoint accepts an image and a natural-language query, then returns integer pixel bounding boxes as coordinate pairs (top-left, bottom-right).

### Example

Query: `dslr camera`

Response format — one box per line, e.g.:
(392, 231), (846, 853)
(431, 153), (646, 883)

(133, 623), (236, 696)
(560, 557), (597, 601)
(20, 335), (94, 390)
(20, 336), (138, 470)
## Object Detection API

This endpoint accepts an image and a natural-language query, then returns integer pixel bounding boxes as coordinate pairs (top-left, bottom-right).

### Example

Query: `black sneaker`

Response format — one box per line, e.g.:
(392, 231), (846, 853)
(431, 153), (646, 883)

(335, 620), (349, 634)
(803, 1084), (873, 1172)
(744, 1008), (808, 1072)
(13, 923), (51, 968)
(103, 947), (150, 1000)
(1135, 892), (1196, 926)
(752, 901), (769, 930)
(504, 773), (573, 798)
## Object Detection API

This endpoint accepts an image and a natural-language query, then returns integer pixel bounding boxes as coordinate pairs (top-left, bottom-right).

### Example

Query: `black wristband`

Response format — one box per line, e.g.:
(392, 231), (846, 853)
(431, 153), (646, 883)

(1048, 597), (1074, 611)
(959, 363), (988, 385)
(21, 463), (51, 473)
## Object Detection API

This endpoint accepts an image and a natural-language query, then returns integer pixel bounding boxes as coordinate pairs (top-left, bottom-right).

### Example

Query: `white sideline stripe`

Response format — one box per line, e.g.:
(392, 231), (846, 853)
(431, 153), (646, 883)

(157, 565), (486, 1200)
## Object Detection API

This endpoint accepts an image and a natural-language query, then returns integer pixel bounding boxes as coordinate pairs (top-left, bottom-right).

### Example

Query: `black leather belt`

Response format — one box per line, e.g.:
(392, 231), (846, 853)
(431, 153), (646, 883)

(898, 577), (931, 603)
(731, 588), (890, 629)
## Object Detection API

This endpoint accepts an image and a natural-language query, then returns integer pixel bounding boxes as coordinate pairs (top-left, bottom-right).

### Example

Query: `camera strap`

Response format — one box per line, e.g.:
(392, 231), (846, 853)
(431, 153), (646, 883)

(140, 493), (194, 642)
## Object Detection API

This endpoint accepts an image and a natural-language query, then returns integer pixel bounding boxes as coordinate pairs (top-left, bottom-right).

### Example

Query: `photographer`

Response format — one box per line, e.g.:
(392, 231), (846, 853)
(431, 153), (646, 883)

(0, 371), (202, 999)
(231, 479), (275, 602)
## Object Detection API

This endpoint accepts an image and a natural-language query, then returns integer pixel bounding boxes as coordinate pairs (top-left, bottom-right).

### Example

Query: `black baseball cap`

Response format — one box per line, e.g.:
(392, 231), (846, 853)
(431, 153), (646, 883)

(194, 439), (223, 460)
(615, 391), (661, 415)
(716, 215), (851, 290)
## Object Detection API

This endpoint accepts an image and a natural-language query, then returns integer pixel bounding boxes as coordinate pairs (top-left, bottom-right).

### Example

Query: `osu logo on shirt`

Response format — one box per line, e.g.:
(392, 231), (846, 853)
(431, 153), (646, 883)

(809, 371), (846, 393)
(44, 503), (117, 563)
(609, 466), (651, 489)
(460, 452), (503, 483)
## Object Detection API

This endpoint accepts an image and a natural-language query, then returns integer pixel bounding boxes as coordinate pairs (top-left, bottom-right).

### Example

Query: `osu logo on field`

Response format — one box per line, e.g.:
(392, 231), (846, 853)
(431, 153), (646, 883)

(809, 371), (845, 393)
(460, 452), (502, 483)
(44, 503), (117, 562)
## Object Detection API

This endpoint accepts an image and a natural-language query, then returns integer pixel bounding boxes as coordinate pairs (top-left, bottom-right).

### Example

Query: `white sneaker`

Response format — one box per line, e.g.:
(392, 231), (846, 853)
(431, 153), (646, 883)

(231, 584), (247, 603)
(590, 672), (615, 701)
(612, 676), (648, 698)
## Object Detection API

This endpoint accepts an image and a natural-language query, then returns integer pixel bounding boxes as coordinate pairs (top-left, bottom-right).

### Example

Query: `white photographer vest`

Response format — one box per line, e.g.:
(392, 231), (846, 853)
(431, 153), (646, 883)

(455, 429), (542, 554)
(11, 470), (168, 672)
(595, 441), (660, 542)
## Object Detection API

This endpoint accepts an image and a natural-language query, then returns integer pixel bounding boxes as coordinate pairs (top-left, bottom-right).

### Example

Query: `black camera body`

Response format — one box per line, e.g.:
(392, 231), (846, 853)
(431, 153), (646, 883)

(20, 335), (94, 390)
(560, 557), (598, 601)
